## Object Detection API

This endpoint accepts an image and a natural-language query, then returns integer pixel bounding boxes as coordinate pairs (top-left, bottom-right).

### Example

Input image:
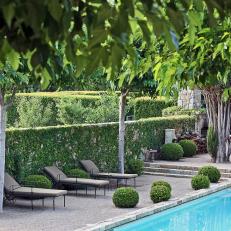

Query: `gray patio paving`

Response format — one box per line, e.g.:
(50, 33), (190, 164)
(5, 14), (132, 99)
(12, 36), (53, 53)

(0, 175), (193, 231)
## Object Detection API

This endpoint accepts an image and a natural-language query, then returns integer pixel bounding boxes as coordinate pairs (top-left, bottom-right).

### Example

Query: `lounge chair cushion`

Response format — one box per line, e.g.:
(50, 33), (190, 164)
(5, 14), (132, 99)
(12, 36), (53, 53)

(93, 172), (138, 179)
(80, 160), (138, 179)
(10, 187), (67, 199)
(60, 178), (109, 187)
(79, 160), (100, 174)
(44, 166), (67, 182)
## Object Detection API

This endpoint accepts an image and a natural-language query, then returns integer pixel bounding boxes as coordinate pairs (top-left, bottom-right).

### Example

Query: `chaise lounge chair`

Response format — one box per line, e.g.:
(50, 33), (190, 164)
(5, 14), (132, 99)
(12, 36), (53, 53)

(44, 166), (109, 198)
(79, 160), (138, 187)
(4, 173), (67, 210)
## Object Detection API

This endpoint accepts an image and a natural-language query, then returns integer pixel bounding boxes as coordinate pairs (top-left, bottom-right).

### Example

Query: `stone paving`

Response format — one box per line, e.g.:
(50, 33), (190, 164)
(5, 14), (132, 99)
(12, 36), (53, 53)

(1, 175), (193, 231)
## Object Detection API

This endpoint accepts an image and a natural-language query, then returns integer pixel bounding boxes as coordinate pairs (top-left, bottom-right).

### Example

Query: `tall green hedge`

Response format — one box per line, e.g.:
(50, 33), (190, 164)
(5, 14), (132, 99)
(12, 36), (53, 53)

(7, 93), (101, 127)
(5, 115), (194, 180)
(133, 97), (175, 119)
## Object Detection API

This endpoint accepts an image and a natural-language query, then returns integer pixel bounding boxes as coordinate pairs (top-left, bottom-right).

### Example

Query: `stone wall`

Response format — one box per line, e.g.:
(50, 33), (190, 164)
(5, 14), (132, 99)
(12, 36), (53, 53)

(178, 89), (201, 109)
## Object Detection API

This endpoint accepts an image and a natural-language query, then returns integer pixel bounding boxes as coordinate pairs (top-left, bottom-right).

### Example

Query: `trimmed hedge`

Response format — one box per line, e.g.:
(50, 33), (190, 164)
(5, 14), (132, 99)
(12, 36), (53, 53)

(150, 185), (171, 203)
(161, 143), (184, 161)
(6, 115), (194, 180)
(7, 92), (101, 127)
(23, 175), (52, 189)
(179, 140), (197, 157)
(198, 166), (221, 183)
(126, 159), (144, 176)
(133, 97), (175, 119)
(113, 187), (139, 208)
(162, 106), (206, 117)
(191, 175), (210, 190)
(151, 181), (172, 192)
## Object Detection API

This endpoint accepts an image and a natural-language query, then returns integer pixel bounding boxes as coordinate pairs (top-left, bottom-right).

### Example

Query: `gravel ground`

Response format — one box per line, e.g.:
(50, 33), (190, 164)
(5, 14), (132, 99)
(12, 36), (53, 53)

(0, 175), (193, 231)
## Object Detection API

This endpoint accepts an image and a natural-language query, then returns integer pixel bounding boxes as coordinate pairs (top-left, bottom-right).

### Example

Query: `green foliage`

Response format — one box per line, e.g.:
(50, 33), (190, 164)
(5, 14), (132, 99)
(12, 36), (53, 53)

(151, 181), (171, 192)
(67, 169), (90, 179)
(113, 187), (139, 208)
(133, 97), (175, 119)
(154, 18), (231, 97)
(16, 97), (54, 128)
(179, 140), (197, 157)
(23, 175), (52, 189)
(150, 185), (171, 203)
(7, 92), (101, 127)
(191, 175), (210, 190)
(5, 115), (194, 179)
(207, 127), (218, 160)
(198, 166), (221, 183)
(162, 106), (206, 117)
(0, 62), (28, 91)
(85, 94), (119, 123)
(126, 159), (144, 176)
(57, 99), (89, 125)
(161, 143), (184, 161)
(0, 0), (226, 88)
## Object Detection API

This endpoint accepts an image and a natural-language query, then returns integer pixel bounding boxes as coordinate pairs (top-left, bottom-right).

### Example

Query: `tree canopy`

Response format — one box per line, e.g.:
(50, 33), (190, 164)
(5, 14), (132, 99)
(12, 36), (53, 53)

(1, 0), (231, 88)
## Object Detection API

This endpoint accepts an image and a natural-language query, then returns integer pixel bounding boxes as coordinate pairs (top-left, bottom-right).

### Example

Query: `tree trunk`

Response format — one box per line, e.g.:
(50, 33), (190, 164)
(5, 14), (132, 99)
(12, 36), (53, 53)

(0, 101), (6, 212)
(203, 88), (231, 163)
(118, 90), (128, 174)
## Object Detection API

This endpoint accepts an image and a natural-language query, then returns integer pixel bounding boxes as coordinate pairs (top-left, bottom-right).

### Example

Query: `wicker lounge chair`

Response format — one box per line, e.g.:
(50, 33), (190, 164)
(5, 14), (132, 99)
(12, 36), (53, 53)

(80, 160), (138, 187)
(44, 166), (109, 198)
(4, 173), (67, 210)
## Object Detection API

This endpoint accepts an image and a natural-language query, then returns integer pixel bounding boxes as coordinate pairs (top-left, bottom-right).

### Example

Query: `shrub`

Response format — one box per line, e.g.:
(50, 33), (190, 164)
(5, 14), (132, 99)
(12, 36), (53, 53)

(179, 139), (197, 157)
(161, 143), (184, 161)
(113, 187), (139, 208)
(24, 175), (52, 189)
(57, 99), (89, 124)
(85, 94), (119, 123)
(150, 185), (171, 203)
(162, 106), (206, 117)
(191, 175), (210, 190)
(126, 159), (144, 176)
(198, 166), (221, 183)
(151, 181), (171, 192)
(207, 127), (218, 162)
(133, 97), (175, 119)
(67, 168), (90, 178)
(17, 97), (54, 128)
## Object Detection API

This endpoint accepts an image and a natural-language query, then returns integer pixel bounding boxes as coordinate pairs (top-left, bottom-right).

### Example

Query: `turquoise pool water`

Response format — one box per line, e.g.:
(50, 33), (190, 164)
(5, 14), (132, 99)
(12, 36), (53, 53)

(114, 189), (231, 231)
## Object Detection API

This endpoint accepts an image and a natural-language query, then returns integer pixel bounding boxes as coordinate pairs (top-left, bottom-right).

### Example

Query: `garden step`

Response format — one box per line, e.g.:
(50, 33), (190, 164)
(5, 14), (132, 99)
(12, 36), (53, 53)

(144, 167), (197, 175)
(144, 166), (231, 178)
(144, 171), (193, 178)
(144, 162), (231, 174)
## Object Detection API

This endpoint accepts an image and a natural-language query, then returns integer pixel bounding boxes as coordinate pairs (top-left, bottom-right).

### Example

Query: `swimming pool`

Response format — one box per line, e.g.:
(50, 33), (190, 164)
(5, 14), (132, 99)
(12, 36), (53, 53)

(113, 189), (231, 231)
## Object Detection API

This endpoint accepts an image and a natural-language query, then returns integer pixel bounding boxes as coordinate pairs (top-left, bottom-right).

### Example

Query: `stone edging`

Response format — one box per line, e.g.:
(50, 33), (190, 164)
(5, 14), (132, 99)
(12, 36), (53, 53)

(75, 181), (231, 231)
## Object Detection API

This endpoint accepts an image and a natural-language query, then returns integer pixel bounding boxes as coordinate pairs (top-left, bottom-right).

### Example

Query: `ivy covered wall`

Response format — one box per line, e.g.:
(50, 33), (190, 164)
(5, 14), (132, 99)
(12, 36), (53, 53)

(6, 115), (194, 180)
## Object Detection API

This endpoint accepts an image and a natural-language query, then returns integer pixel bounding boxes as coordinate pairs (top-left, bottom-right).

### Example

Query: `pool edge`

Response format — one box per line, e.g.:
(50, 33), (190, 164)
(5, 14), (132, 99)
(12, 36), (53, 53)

(76, 180), (231, 231)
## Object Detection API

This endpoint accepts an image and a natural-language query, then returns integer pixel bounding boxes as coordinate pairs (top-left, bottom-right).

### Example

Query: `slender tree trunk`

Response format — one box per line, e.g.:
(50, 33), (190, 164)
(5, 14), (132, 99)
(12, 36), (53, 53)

(118, 90), (128, 174)
(0, 98), (6, 212)
(203, 87), (231, 163)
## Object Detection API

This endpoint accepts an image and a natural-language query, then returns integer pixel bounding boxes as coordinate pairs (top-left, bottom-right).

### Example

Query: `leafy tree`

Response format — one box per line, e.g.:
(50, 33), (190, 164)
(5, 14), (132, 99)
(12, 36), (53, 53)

(154, 17), (231, 163)
(0, 62), (28, 210)
(1, 1), (230, 87)
(113, 32), (158, 174)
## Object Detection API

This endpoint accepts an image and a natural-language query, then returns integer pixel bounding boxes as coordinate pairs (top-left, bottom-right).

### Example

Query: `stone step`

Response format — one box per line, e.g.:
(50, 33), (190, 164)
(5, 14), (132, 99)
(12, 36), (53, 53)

(144, 162), (231, 174)
(144, 171), (193, 178)
(144, 166), (231, 178)
(144, 167), (197, 176)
